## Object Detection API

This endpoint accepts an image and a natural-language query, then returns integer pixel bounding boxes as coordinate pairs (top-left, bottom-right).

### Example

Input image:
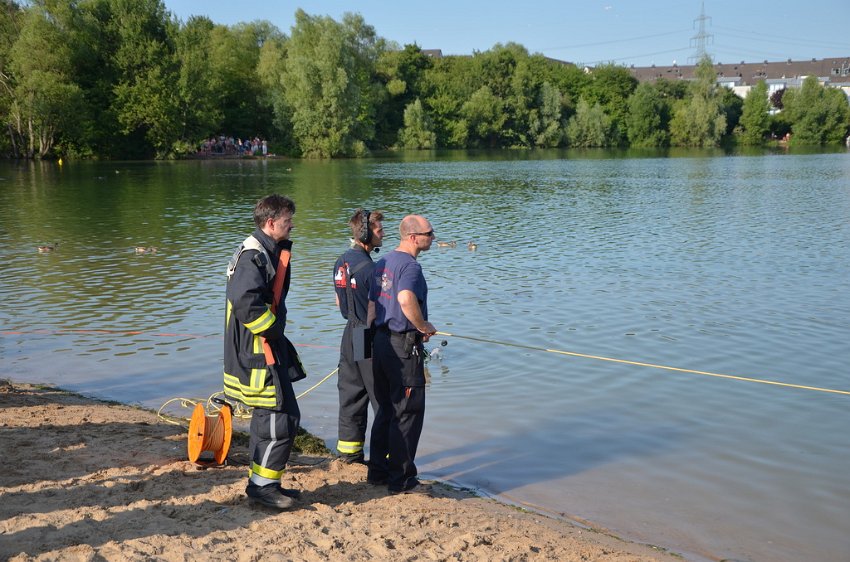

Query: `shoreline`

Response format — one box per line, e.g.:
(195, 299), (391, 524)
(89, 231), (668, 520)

(0, 380), (684, 561)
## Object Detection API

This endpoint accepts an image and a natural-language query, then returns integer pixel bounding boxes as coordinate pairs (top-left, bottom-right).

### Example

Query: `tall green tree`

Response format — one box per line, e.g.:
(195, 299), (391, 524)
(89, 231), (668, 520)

(626, 82), (670, 147)
(525, 55), (582, 145)
(783, 76), (850, 145)
(580, 64), (637, 145)
(421, 55), (478, 147)
(108, 0), (180, 158)
(669, 56), (726, 147)
(538, 57), (584, 114)
(374, 43), (433, 148)
(61, 0), (123, 157)
(653, 77), (689, 101)
(281, 9), (381, 157)
(738, 80), (770, 145)
(719, 86), (743, 136)
(256, 32), (292, 152)
(7, 2), (82, 158)
(528, 81), (564, 147)
(398, 98), (436, 149)
(460, 85), (506, 147)
(208, 21), (279, 139)
(566, 97), (611, 147)
(420, 48), (581, 149)
(820, 87), (850, 144)
(474, 43), (532, 146)
(0, 0), (23, 156)
(173, 16), (220, 150)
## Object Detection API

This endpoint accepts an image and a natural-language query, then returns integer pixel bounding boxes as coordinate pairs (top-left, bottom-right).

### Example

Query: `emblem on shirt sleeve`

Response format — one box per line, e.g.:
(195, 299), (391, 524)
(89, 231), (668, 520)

(334, 265), (347, 288)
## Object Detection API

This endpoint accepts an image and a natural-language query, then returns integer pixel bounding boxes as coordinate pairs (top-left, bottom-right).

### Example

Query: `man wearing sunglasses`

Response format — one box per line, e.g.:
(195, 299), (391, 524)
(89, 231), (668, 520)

(366, 214), (437, 495)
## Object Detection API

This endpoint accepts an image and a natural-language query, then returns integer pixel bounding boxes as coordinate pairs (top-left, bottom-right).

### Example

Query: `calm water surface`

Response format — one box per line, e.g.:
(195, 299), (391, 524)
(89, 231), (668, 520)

(1, 150), (849, 561)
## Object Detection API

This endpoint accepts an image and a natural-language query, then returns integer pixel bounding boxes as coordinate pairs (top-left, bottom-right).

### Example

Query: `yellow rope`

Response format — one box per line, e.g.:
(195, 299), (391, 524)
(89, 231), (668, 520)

(160, 327), (847, 424)
(435, 331), (850, 396)
(156, 397), (200, 426)
(296, 368), (339, 400)
(157, 367), (341, 424)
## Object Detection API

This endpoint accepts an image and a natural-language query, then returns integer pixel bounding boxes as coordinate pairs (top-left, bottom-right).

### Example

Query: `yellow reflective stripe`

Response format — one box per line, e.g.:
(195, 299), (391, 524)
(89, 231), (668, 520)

(253, 335), (263, 354)
(250, 368), (266, 389)
(225, 300), (232, 328)
(223, 371), (272, 395)
(252, 462), (284, 480)
(245, 308), (275, 334)
(223, 372), (277, 408)
(223, 372), (243, 390)
(223, 387), (276, 408)
(337, 441), (364, 454)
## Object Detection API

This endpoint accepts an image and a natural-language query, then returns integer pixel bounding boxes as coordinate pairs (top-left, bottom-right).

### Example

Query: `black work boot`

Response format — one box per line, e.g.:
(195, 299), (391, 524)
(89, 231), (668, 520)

(338, 453), (366, 465)
(246, 482), (295, 510)
(277, 484), (301, 499)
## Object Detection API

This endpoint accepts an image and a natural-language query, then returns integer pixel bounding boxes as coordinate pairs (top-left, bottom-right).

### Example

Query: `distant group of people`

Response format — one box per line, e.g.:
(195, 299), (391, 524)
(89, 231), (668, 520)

(223, 194), (437, 509)
(199, 135), (268, 157)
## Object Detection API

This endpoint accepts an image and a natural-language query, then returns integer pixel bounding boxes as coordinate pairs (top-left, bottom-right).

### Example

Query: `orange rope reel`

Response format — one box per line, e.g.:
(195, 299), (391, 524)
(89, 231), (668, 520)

(187, 403), (232, 465)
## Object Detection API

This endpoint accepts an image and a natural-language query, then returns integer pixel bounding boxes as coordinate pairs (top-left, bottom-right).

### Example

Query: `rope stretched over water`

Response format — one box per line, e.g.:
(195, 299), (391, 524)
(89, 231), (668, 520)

(8, 327), (845, 397)
(295, 368), (338, 400)
(434, 331), (850, 396)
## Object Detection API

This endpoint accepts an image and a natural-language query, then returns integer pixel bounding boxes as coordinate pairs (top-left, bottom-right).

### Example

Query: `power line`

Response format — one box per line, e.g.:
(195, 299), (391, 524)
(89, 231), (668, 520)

(541, 29), (690, 52)
(580, 47), (691, 67)
(711, 45), (806, 63)
(713, 25), (849, 50)
(541, 5), (846, 69)
(714, 33), (848, 55)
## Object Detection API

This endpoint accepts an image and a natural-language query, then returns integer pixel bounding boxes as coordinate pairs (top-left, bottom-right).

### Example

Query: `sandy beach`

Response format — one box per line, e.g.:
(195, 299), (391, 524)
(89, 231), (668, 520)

(0, 380), (683, 561)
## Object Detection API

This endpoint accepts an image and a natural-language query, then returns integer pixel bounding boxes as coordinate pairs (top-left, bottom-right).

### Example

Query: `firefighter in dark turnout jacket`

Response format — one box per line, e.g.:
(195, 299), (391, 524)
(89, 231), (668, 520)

(224, 194), (302, 510)
(333, 209), (385, 462)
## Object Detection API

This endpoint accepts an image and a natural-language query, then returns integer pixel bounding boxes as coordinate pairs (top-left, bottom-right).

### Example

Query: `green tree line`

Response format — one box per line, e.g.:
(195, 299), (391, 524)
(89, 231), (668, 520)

(1, 1), (848, 159)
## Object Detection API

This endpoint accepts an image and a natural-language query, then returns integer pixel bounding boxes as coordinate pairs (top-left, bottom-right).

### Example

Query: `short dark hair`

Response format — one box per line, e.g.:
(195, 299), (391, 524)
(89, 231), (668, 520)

(348, 208), (384, 237)
(254, 194), (295, 228)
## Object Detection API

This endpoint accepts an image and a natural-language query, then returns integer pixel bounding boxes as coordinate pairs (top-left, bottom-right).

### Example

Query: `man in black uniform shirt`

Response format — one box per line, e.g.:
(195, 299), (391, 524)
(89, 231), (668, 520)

(333, 209), (385, 463)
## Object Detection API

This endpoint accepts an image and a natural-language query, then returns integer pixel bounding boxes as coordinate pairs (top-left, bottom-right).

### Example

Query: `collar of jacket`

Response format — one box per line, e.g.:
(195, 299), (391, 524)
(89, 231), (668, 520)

(252, 228), (292, 257)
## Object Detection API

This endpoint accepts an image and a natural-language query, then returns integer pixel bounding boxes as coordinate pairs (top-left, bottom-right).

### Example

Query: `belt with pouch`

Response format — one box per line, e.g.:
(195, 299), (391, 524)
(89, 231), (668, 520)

(377, 325), (422, 353)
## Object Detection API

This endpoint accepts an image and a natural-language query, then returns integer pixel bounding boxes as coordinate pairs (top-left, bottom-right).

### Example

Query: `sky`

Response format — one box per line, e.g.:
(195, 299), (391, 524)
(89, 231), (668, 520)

(163, 1), (849, 68)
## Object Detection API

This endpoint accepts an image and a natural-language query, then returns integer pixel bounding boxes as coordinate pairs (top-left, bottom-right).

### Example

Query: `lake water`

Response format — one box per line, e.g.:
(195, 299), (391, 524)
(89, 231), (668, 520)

(1, 150), (849, 561)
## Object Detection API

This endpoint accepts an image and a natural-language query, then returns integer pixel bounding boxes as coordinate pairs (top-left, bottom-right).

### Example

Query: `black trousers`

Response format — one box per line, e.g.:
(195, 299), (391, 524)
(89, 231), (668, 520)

(368, 328), (426, 491)
(249, 365), (300, 480)
(337, 322), (379, 460)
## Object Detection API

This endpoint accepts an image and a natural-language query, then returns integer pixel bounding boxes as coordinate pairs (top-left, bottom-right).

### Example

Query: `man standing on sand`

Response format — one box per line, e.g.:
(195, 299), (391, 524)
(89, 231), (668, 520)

(367, 214), (437, 494)
(223, 194), (304, 510)
(333, 209), (385, 463)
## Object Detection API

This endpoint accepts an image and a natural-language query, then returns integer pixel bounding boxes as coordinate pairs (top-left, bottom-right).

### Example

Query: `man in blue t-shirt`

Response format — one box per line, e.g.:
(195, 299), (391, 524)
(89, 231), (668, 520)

(367, 214), (437, 494)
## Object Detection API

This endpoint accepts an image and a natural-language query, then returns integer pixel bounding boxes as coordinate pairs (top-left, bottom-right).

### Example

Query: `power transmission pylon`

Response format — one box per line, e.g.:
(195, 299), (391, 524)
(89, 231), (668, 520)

(689, 1), (713, 63)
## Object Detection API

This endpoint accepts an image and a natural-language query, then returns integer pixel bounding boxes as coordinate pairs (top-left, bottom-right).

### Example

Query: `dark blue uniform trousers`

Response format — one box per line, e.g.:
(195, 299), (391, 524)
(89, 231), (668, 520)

(368, 328), (426, 492)
(337, 321), (380, 461)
